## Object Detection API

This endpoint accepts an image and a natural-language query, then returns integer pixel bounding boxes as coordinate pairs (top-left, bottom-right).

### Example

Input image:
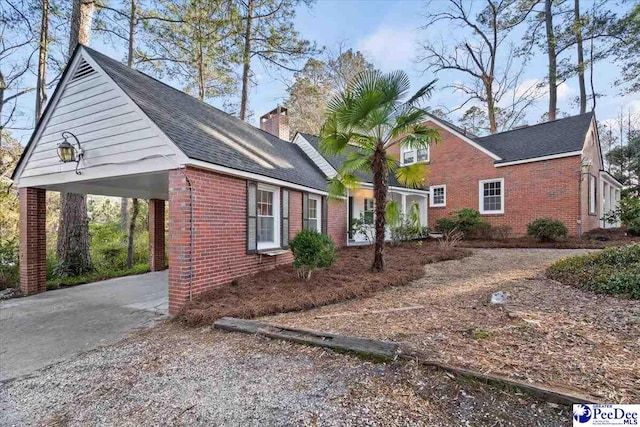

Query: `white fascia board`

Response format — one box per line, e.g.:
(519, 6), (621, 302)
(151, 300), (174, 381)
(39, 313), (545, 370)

(185, 159), (328, 195)
(600, 170), (623, 188)
(356, 181), (429, 196)
(494, 151), (582, 167)
(424, 118), (502, 161)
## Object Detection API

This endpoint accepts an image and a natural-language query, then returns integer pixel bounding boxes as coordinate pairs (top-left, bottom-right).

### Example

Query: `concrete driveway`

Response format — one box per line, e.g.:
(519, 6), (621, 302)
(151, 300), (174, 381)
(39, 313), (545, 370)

(0, 271), (168, 381)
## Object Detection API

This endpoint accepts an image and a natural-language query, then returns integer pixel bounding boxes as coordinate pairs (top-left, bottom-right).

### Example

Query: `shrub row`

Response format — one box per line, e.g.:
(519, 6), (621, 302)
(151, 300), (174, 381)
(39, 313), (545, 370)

(547, 244), (640, 298)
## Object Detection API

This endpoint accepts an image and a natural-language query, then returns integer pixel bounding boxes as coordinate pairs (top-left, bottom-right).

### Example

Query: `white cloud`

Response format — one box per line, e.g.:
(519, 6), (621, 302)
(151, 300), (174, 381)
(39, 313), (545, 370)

(557, 82), (572, 100)
(356, 25), (417, 72)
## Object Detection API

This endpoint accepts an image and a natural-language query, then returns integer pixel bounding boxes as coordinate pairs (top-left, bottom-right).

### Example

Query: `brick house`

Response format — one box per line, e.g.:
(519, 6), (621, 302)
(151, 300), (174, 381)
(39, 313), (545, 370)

(379, 113), (623, 237)
(11, 47), (622, 313)
(11, 46), (428, 313)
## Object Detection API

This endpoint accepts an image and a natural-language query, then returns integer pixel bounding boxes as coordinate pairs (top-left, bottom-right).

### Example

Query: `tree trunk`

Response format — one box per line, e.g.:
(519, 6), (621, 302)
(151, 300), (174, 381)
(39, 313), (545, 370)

(35, 0), (49, 121)
(57, 193), (92, 275)
(545, 0), (557, 121)
(239, 0), (254, 121)
(371, 142), (388, 272)
(0, 70), (5, 146)
(68, 0), (95, 54)
(575, 0), (586, 114)
(486, 78), (497, 134)
(121, 0), (136, 232)
(57, 0), (95, 275)
(126, 198), (139, 268)
(127, 0), (136, 68)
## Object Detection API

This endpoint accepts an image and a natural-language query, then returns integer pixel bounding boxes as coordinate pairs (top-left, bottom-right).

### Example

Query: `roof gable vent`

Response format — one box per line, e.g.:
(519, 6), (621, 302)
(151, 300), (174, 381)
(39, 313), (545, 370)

(69, 58), (97, 83)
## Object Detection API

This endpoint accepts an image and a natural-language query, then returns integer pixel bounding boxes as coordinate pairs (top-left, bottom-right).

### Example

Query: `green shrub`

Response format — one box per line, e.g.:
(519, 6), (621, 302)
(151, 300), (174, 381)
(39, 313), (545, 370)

(435, 209), (488, 238)
(0, 238), (19, 289)
(627, 218), (640, 236)
(547, 244), (640, 298)
(602, 195), (640, 227)
(527, 217), (568, 242)
(289, 229), (337, 280)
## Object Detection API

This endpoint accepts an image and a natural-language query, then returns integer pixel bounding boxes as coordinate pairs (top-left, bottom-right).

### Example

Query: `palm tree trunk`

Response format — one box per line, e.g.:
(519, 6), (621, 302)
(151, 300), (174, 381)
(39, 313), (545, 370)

(371, 142), (388, 272)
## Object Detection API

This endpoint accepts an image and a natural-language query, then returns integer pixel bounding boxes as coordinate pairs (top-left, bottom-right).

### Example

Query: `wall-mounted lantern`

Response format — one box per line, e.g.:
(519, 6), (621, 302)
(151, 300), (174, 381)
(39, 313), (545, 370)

(57, 131), (84, 174)
(580, 161), (591, 176)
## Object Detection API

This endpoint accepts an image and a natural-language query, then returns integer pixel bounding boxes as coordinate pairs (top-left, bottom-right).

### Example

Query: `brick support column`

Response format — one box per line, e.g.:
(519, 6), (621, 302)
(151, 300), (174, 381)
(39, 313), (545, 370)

(19, 187), (47, 295)
(168, 169), (192, 314)
(148, 199), (166, 272)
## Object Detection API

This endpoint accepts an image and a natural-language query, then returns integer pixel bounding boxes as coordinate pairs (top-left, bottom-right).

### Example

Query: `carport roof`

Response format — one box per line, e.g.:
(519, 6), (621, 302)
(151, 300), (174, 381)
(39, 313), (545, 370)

(84, 47), (329, 192)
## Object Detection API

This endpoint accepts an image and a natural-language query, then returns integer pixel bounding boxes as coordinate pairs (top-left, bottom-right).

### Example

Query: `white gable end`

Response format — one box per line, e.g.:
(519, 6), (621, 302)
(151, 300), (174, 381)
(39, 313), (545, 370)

(15, 49), (186, 190)
(292, 133), (337, 178)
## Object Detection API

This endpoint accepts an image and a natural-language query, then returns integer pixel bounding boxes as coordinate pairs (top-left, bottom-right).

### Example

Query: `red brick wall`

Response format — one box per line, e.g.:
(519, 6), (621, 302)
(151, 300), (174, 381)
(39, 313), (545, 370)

(396, 122), (585, 236)
(168, 166), (346, 313)
(19, 187), (47, 295)
(328, 198), (348, 247)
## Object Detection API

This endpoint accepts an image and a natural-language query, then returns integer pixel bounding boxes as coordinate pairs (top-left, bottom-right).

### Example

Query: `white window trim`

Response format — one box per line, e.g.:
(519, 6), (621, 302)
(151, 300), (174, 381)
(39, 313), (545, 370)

(401, 146), (430, 166)
(478, 178), (505, 214)
(589, 174), (596, 215)
(429, 185), (446, 207)
(257, 183), (281, 250)
(308, 194), (321, 232)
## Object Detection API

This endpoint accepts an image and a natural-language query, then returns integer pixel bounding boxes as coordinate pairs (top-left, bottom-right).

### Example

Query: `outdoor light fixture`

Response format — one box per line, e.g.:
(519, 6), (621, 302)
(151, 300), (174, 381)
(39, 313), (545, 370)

(57, 131), (84, 174)
(580, 161), (591, 175)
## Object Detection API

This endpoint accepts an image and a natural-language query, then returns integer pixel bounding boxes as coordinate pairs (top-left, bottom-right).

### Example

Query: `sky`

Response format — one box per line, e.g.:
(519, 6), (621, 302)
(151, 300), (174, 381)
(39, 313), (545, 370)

(6, 0), (639, 145)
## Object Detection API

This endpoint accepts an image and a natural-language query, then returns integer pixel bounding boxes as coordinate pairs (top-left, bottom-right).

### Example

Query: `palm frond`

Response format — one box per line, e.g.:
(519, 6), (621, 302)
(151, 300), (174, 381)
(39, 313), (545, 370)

(397, 125), (441, 150)
(341, 150), (372, 174)
(319, 113), (351, 156)
(395, 162), (429, 189)
(405, 79), (438, 107)
(386, 200), (402, 227)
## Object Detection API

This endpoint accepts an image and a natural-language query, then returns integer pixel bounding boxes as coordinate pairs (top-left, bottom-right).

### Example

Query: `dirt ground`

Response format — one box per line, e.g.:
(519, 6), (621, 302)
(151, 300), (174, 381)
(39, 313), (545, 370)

(267, 248), (640, 404)
(0, 322), (569, 426)
(179, 243), (470, 326)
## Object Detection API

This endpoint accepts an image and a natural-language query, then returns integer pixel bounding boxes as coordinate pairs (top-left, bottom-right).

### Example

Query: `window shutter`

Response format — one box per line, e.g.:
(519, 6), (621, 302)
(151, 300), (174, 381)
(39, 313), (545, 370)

(247, 181), (257, 253)
(302, 192), (309, 230)
(281, 189), (290, 248)
(321, 196), (328, 235)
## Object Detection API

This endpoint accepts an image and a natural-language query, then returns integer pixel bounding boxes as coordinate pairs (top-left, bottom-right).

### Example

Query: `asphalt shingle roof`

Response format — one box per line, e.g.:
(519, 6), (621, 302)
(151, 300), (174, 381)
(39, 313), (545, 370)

(475, 112), (594, 163)
(86, 47), (329, 191)
(299, 133), (404, 188)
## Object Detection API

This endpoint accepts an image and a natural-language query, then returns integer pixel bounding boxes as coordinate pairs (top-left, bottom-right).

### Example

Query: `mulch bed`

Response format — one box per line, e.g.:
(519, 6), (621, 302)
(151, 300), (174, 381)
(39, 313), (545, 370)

(457, 229), (639, 249)
(178, 243), (471, 326)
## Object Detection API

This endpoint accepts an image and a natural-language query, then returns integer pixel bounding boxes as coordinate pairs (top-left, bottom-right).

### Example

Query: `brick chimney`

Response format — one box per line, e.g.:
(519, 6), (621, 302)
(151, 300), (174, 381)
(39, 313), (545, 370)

(260, 106), (290, 141)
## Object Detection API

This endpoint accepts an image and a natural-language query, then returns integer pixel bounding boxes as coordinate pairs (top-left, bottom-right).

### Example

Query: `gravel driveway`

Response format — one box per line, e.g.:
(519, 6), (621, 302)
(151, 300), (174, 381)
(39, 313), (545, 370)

(1, 321), (568, 426)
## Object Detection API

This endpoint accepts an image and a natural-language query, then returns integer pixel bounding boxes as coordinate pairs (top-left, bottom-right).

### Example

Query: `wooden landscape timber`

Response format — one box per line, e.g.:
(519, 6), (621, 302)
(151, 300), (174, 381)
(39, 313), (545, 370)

(214, 317), (601, 406)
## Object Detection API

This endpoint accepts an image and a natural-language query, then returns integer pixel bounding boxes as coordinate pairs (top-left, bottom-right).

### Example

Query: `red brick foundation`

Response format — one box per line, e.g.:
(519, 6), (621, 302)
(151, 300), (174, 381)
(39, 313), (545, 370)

(148, 199), (166, 272)
(19, 187), (47, 295)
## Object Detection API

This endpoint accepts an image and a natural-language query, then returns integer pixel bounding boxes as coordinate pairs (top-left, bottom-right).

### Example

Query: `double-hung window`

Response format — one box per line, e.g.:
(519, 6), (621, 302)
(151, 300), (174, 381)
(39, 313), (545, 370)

(430, 185), (446, 207)
(363, 198), (374, 224)
(401, 146), (429, 165)
(308, 195), (321, 232)
(479, 178), (504, 214)
(257, 184), (280, 249)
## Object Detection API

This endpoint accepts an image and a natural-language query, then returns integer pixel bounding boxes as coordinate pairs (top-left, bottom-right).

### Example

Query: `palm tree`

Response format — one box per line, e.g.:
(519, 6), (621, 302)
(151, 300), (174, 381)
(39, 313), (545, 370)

(320, 70), (440, 272)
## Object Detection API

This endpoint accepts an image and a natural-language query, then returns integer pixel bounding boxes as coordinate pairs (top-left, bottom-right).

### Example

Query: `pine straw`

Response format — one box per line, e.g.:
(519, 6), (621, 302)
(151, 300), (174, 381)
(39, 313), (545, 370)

(457, 231), (640, 249)
(267, 249), (640, 404)
(177, 243), (471, 327)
